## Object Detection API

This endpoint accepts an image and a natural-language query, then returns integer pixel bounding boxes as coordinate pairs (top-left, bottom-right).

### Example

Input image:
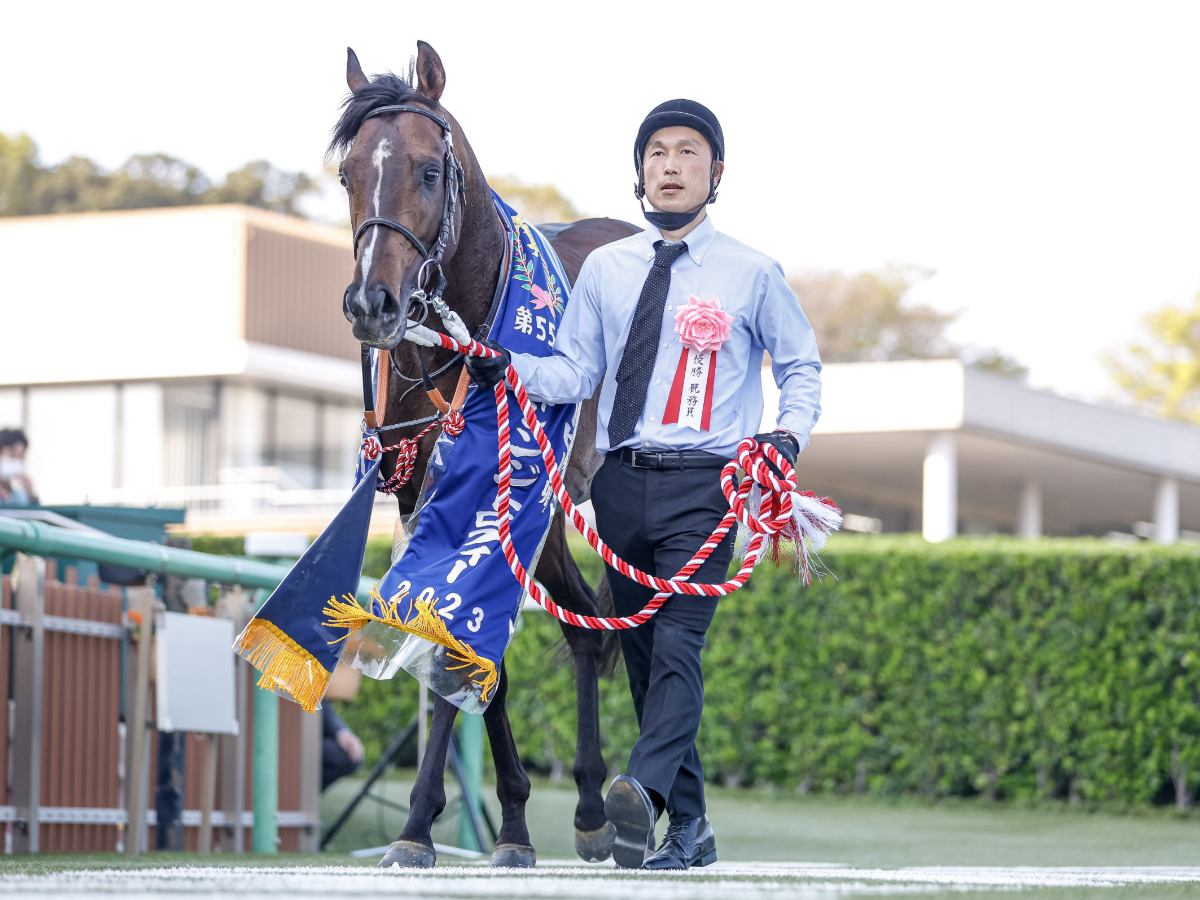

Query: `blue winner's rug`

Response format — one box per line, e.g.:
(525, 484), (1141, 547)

(236, 192), (578, 714)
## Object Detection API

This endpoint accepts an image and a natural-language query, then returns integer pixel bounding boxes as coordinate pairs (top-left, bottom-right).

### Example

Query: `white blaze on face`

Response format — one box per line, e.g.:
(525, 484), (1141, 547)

(357, 137), (392, 306)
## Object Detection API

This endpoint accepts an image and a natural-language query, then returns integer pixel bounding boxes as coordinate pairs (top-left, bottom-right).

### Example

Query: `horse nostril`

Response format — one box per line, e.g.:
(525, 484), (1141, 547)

(375, 284), (400, 320)
(343, 284), (361, 321)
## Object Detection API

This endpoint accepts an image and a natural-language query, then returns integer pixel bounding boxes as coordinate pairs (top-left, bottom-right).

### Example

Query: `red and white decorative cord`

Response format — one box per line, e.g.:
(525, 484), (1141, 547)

(361, 408), (467, 494)
(393, 330), (838, 631)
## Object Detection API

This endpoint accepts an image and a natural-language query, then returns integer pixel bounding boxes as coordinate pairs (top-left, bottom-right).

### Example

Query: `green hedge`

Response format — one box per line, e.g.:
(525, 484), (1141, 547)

(500, 536), (1200, 805)
(203, 530), (1200, 805)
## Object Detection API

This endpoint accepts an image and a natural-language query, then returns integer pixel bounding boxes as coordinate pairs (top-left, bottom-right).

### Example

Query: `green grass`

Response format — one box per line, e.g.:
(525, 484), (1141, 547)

(0, 851), (359, 875)
(319, 772), (1200, 866)
(6, 781), (1200, 899)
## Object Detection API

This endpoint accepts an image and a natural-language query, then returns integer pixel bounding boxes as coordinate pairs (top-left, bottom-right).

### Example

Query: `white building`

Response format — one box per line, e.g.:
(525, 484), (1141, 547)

(2, 206), (1197, 541)
(766, 360), (1200, 542)
(0, 205), (373, 533)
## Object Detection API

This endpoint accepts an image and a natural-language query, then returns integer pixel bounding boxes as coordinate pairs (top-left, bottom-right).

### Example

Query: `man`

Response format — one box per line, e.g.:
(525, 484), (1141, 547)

(467, 99), (821, 869)
(0, 429), (38, 506)
(322, 704), (365, 790)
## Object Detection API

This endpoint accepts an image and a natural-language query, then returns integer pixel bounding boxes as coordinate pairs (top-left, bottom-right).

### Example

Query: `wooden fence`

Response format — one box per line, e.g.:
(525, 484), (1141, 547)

(1, 555), (320, 854)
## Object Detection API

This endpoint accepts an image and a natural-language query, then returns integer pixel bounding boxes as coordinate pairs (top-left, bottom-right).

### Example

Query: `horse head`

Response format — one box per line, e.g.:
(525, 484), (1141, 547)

(332, 42), (465, 349)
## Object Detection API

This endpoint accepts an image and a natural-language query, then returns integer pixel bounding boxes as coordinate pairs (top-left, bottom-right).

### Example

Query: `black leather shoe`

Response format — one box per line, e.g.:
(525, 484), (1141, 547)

(641, 815), (716, 870)
(604, 775), (657, 869)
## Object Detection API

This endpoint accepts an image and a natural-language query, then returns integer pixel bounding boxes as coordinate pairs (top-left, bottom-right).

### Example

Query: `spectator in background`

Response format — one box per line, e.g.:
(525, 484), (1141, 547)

(323, 704), (364, 790)
(0, 429), (38, 506)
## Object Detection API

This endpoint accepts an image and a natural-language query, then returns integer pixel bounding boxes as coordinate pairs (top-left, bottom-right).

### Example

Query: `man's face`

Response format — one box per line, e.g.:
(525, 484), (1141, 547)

(642, 126), (723, 214)
(0, 442), (25, 461)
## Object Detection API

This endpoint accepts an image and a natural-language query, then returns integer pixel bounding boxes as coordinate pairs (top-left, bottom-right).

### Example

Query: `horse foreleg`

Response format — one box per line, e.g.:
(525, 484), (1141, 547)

(378, 694), (458, 868)
(483, 664), (536, 867)
(566, 617), (614, 862)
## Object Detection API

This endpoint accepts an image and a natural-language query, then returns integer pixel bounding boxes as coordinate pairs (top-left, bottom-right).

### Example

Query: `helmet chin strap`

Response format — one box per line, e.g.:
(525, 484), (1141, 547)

(641, 202), (705, 232)
(635, 162), (719, 234)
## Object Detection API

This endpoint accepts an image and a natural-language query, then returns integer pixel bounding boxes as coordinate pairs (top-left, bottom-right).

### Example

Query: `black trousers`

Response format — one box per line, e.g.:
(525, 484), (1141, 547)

(591, 453), (736, 822)
(322, 737), (361, 791)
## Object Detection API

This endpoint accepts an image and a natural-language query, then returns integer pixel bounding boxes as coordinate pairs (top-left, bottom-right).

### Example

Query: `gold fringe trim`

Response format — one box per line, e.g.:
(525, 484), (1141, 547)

(236, 618), (331, 714)
(323, 588), (498, 703)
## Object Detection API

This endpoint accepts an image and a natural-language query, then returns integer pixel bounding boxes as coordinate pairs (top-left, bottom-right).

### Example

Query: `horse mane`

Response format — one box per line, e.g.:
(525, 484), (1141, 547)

(327, 60), (431, 158)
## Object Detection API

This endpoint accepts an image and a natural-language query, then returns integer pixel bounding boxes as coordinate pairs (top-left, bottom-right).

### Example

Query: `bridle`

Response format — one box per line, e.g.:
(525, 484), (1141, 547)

(350, 103), (471, 432)
(351, 104), (466, 323)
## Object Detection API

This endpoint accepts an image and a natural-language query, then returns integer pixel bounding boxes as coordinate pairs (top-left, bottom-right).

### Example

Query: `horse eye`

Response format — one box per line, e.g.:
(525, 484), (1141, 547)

(424, 169), (440, 185)
(339, 172), (347, 189)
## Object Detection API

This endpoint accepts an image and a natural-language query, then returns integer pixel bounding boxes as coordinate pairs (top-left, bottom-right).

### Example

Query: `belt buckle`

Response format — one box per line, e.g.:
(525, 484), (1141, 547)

(629, 450), (660, 469)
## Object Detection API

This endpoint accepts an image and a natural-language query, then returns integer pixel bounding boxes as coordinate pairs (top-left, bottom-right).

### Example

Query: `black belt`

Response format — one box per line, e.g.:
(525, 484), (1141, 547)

(610, 448), (727, 470)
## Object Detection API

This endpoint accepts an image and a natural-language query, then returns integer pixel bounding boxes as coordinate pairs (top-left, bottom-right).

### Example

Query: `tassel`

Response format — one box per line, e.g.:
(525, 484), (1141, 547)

(734, 489), (842, 587)
(787, 491), (843, 586)
(235, 619), (331, 713)
(324, 588), (498, 702)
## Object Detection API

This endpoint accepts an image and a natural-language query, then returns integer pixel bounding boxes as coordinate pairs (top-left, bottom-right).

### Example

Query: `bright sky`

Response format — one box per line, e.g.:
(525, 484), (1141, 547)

(4, 1), (1199, 400)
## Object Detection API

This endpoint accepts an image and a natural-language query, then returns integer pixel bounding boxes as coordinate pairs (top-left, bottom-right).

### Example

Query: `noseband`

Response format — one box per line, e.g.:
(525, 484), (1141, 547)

(352, 104), (466, 321)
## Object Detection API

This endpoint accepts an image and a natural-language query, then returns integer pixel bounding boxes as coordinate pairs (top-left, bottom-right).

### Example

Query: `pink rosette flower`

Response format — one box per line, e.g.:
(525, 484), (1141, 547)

(674, 296), (734, 354)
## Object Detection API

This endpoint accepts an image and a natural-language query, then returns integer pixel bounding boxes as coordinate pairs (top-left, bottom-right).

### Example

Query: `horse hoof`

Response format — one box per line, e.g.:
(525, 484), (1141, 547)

(489, 843), (537, 868)
(377, 840), (436, 869)
(574, 822), (616, 863)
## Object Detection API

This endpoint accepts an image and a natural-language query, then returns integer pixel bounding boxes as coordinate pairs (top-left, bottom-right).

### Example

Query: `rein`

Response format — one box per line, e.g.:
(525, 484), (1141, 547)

(395, 316), (842, 630)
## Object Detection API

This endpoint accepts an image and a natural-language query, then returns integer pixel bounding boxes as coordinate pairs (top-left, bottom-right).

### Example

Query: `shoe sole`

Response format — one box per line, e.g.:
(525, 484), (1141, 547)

(644, 842), (718, 870)
(604, 780), (654, 869)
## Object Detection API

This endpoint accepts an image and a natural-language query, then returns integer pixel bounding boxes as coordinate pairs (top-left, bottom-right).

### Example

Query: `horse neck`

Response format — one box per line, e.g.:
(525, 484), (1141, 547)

(441, 127), (506, 334)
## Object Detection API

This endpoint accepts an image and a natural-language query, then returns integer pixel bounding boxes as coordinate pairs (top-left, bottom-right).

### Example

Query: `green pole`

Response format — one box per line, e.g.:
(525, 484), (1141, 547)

(252, 587), (278, 853)
(457, 714), (485, 851)
(252, 684), (278, 852)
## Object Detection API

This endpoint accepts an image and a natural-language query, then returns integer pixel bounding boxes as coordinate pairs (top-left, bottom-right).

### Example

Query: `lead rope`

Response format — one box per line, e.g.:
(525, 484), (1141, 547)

(400, 317), (841, 631)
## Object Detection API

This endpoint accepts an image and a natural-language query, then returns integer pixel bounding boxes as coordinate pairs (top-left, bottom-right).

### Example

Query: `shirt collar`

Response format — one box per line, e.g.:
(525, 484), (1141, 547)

(642, 212), (717, 267)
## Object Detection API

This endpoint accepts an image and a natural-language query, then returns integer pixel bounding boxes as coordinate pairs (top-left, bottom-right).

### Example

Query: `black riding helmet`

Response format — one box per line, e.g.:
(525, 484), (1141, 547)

(633, 99), (724, 231)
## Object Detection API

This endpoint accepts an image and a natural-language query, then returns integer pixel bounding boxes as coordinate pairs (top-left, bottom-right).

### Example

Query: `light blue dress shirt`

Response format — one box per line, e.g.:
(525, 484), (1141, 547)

(508, 214), (822, 458)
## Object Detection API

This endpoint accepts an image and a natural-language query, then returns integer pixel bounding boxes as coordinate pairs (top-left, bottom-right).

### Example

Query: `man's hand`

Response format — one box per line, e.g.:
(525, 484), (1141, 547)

(464, 339), (511, 390)
(336, 728), (364, 764)
(753, 431), (799, 479)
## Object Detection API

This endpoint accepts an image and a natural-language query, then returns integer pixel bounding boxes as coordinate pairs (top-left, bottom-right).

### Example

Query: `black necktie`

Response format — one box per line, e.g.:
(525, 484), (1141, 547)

(608, 240), (689, 447)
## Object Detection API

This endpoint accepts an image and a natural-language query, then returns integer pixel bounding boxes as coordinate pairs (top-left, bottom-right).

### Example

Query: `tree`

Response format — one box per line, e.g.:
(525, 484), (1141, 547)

(788, 264), (957, 363)
(0, 132), (39, 215)
(964, 349), (1029, 380)
(0, 132), (315, 218)
(201, 160), (315, 217)
(1104, 293), (1200, 425)
(487, 174), (584, 224)
(788, 264), (1028, 378)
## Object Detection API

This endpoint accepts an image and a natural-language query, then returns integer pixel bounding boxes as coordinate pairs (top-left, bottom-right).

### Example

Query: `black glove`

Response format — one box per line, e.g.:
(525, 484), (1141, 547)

(464, 339), (511, 390)
(754, 431), (799, 479)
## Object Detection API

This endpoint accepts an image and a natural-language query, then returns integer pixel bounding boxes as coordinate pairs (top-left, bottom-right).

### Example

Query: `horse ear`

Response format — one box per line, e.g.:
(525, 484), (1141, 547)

(415, 41), (446, 103)
(347, 47), (369, 94)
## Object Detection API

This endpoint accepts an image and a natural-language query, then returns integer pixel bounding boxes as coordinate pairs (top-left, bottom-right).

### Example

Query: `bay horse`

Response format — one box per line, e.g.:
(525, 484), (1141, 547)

(332, 42), (637, 868)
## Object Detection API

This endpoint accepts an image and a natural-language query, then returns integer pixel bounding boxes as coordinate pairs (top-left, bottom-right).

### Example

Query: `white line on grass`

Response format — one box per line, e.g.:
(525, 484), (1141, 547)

(5, 864), (1200, 898)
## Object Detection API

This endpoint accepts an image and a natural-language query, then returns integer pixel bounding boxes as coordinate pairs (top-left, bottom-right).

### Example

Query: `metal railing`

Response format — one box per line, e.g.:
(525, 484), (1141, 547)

(0, 514), (375, 857)
(0, 515), (374, 598)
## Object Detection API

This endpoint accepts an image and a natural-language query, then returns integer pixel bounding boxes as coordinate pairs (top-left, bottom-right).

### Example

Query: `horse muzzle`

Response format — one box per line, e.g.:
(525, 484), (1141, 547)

(344, 281), (410, 349)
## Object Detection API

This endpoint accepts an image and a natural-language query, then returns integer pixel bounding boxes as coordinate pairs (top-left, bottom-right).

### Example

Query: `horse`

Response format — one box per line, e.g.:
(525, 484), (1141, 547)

(331, 41), (639, 868)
